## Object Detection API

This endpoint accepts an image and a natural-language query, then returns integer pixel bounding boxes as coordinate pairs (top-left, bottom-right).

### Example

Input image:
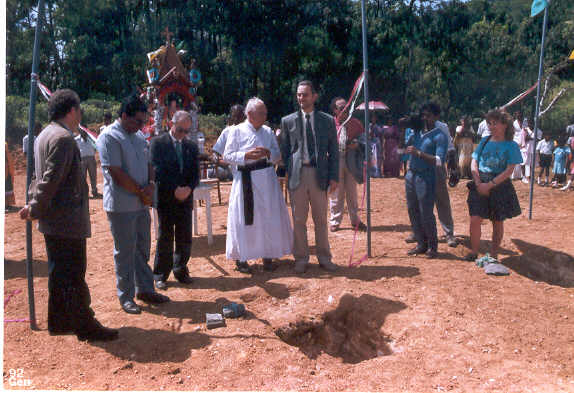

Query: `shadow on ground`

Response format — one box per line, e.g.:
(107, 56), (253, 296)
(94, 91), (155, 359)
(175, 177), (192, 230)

(188, 262), (420, 300)
(501, 239), (574, 287)
(4, 258), (49, 279)
(90, 326), (211, 363)
(369, 224), (412, 233)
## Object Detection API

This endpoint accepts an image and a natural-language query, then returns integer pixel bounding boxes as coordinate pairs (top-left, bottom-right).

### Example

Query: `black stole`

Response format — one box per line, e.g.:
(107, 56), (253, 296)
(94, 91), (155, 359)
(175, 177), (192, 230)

(237, 159), (272, 225)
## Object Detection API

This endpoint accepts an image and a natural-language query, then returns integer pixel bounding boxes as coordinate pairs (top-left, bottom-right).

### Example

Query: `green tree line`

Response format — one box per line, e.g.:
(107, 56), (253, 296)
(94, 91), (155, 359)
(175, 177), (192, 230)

(6, 0), (574, 139)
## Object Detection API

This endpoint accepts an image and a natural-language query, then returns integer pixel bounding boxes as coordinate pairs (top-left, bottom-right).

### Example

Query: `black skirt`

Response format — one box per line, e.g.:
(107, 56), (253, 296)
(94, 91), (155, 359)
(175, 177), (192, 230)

(467, 172), (521, 221)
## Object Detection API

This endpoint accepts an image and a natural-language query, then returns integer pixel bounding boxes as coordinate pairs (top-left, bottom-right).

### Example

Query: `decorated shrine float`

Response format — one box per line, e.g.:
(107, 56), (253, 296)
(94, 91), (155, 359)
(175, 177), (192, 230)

(141, 27), (201, 139)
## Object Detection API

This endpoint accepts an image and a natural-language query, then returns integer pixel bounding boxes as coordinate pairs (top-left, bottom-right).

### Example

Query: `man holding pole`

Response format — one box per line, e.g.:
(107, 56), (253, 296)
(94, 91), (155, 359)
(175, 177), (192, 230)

(20, 89), (118, 341)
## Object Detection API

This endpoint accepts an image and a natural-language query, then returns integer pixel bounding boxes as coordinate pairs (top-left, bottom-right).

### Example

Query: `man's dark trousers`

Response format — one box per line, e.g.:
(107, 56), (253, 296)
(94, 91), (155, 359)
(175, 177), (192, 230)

(405, 170), (438, 251)
(153, 201), (192, 282)
(45, 234), (95, 333)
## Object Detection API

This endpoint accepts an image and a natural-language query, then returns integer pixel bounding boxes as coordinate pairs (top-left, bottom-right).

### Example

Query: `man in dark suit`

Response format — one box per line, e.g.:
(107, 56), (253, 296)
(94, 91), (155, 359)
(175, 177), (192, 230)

(280, 80), (339, 274)
(151, 110), (200, 289)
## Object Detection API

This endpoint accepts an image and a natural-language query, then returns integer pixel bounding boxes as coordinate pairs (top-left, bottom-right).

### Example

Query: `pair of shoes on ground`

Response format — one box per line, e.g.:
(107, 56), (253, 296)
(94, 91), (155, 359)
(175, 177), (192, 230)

(475, 254), (510, 275)
(407, 246), (437, 259)
(294, 259), (338, 274)
(462, 253), (510, 275)
(330, 222), (367, 232)
(235, 259), (276, 274)
(474, 253), (498, 268)
(122, 292), (170, 314)
(156, 274), (193, 290)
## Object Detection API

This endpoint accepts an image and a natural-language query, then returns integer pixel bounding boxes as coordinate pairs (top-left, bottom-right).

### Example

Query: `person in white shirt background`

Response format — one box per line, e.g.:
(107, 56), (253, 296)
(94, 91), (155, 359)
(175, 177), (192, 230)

(75, 129), (101, 198)
(536, 133), (554, 186)
(511, 111), (524, 180)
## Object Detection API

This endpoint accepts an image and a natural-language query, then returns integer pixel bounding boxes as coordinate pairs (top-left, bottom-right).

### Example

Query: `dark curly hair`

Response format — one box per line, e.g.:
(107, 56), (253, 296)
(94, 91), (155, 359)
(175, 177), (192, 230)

(48, 89), (80, 121)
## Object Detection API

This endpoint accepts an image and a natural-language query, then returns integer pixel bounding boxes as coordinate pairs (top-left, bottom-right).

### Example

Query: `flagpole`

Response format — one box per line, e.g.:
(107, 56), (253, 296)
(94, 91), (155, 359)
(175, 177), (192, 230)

(25, 0), (46, 330)
(528, 6), (548, 220)
(360, 0), (371, 257)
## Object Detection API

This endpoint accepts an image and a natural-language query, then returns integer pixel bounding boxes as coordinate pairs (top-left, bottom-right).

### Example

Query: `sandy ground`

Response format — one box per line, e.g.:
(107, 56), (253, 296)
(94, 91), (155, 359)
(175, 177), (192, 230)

(3, 151), (574, 392)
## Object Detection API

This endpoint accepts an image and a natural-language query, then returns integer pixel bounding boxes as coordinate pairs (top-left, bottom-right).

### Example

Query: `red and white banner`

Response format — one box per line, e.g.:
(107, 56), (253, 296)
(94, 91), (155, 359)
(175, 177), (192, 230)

(501, 81), (539, 109)
(36, 81), (99, 147)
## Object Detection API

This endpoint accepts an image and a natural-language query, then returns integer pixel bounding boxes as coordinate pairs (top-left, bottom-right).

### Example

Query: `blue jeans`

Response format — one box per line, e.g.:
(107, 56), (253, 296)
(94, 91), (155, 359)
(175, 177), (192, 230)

(107, 209), (155, 305)
(405, 170), (438, 251)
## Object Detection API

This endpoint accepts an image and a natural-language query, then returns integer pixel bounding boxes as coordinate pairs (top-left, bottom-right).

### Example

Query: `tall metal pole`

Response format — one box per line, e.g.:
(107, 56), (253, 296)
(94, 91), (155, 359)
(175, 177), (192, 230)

(360, 0), (371, 257)
(25, 0), (46, 330)
(528, 6), (548, 220)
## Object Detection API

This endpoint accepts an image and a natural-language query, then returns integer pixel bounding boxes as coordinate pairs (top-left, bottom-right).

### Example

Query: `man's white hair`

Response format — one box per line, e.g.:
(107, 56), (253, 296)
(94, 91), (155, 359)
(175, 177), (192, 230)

(172, 110), (191, 125)
(244, 97), (265, 116)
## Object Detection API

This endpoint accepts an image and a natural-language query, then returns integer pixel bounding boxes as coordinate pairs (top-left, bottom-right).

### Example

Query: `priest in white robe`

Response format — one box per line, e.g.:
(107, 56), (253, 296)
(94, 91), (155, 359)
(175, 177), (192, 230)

(223, 97), (293, 273)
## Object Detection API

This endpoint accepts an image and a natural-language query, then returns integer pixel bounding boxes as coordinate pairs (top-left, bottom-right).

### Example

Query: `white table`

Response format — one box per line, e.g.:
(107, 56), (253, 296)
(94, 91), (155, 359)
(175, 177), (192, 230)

(192, 184), (213, 245)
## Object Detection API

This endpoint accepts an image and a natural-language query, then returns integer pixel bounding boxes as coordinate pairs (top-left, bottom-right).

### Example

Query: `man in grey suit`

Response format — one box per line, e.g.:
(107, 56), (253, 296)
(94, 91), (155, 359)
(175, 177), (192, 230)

(280, 80), (339, 273)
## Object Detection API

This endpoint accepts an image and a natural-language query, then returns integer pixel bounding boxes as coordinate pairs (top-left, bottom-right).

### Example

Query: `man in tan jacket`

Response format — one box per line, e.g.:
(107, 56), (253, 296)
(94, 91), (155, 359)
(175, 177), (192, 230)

(20, 89), (118, 342)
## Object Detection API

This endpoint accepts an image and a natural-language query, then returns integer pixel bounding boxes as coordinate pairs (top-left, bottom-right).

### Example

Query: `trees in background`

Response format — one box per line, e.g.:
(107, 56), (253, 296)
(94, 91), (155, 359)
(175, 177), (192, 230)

(6, 0), (574, 132)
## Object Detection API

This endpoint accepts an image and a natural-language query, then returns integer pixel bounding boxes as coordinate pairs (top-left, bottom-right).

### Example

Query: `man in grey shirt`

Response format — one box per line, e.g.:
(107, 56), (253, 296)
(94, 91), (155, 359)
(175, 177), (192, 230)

(97, 95), (170, 314)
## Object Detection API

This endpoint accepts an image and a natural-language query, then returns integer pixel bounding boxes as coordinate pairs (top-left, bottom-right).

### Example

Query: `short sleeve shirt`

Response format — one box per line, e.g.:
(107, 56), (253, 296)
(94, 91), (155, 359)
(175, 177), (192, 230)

(406, 128), (448, 177)
(97, 120), (150, 212)
(472, 138), (522, 175)
(536, 139), (554, 155)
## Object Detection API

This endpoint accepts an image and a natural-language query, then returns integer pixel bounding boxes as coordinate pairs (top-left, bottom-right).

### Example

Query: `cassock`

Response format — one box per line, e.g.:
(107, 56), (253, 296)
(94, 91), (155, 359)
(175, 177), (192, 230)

(223, 121), (293, 261)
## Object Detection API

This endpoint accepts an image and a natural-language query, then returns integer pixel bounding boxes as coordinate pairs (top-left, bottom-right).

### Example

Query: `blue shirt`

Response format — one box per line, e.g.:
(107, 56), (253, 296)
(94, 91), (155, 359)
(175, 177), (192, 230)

(97, 120), (150, 212)
(553, 146), (571, 175)
(406, 128), (448, 177)
(472, 138), (522, 175)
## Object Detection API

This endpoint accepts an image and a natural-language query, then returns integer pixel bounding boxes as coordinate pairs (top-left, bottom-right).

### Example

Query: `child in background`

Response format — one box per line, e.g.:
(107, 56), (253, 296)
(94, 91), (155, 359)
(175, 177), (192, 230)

(536, 133), (554, 186)
(551, 136), (571, 187)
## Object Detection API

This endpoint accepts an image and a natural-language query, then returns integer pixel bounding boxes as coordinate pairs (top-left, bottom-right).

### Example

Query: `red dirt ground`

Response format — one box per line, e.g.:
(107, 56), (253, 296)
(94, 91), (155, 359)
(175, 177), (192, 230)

(3, 150), (574, 392)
